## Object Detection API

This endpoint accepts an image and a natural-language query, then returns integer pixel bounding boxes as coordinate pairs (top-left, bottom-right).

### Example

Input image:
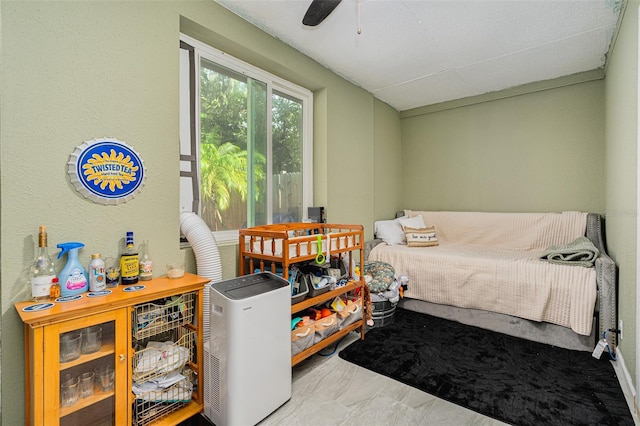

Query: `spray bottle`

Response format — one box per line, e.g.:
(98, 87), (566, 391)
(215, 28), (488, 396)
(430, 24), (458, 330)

(57, 242), (89, 297)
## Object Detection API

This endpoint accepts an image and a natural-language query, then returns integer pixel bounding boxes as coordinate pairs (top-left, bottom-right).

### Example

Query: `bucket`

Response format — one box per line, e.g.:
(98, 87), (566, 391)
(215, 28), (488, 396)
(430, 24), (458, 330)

(370, 300), (397, 328)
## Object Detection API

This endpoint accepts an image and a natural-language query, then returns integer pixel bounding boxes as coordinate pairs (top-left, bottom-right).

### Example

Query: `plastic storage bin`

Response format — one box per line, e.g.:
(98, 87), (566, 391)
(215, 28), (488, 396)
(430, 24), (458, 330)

(291, 277), (309, 304)
(306, 275), (332, 297)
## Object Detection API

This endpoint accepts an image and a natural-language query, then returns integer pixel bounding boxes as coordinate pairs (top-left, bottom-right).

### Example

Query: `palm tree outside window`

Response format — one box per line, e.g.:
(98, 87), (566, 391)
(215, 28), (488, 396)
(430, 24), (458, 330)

(180, 35), (313, 242)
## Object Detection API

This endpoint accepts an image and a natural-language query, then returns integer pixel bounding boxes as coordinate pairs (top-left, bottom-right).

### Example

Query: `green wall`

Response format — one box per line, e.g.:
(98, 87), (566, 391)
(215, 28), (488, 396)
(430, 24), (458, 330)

(399, 80), (606, 214)
(0, 1), (386, 423)
(373, 99), (403, 219)
(2, 0), (638, 423)
(605, 1), (639, 385)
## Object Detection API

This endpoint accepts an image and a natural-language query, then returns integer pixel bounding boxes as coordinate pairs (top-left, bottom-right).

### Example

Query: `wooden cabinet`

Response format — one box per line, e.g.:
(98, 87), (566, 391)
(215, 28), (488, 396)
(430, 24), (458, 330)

(15, 273), (208, 426)
(42, 310), (127, 426)
(238, 223), (366, 366)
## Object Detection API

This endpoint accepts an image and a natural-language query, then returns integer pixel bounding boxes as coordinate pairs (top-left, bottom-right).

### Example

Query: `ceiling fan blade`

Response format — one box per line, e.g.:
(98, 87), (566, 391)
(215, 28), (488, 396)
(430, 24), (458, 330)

(303, 0), (342, 26)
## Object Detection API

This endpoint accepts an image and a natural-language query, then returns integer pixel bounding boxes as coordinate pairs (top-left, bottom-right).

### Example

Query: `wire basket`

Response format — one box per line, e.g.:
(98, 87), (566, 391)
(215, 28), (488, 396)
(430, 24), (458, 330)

(132, 328), (195, 385)
(132, 367), (194, 426)
(133, 293), (195, 340)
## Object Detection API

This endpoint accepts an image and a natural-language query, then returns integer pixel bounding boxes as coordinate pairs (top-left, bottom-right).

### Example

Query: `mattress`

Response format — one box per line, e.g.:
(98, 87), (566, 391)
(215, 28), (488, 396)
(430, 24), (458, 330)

(369, 242), (597, 335)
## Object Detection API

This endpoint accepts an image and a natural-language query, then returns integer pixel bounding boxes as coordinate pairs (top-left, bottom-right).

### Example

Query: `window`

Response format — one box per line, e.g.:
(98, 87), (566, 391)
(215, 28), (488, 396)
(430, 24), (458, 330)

(180, 35), (313, 242)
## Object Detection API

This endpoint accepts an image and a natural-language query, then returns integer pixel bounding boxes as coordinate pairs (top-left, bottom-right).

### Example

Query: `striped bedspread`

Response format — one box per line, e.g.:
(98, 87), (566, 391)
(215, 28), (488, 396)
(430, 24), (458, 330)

(369, 211), (597, 335)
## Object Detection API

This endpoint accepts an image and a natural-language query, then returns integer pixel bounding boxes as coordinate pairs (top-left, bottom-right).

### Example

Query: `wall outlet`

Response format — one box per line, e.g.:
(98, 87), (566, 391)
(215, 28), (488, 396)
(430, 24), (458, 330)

(619, 319), (624, 340)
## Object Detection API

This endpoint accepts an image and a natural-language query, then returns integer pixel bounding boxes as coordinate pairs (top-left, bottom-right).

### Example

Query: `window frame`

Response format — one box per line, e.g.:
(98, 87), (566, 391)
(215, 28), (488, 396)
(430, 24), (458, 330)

(180, 34), (314, 244)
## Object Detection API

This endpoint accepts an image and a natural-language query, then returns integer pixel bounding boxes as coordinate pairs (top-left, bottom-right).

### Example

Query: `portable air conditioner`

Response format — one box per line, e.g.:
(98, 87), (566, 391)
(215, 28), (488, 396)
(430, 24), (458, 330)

(204, 272), (291, 426)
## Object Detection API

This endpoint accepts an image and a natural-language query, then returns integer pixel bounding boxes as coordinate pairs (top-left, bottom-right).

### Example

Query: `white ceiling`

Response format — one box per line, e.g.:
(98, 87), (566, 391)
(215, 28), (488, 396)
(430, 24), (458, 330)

(216, 0), (623, 111)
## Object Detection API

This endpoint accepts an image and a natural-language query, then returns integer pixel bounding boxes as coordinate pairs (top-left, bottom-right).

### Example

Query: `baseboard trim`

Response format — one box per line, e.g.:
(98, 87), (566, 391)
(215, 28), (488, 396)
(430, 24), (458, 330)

(611, 348), (639, 424)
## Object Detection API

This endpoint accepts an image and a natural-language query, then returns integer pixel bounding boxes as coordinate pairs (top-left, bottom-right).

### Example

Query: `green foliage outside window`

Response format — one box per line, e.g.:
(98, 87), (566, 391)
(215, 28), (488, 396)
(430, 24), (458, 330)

(199, 60), (303, 231)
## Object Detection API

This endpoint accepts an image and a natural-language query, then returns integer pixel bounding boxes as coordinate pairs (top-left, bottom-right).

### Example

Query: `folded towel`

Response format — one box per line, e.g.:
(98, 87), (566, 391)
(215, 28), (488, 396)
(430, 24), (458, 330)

(541, 236), (600, 267)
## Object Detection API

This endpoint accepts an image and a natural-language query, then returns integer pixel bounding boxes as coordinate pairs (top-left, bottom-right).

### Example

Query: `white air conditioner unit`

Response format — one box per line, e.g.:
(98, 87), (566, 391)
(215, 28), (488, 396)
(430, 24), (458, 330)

(204, 272), (291, 426)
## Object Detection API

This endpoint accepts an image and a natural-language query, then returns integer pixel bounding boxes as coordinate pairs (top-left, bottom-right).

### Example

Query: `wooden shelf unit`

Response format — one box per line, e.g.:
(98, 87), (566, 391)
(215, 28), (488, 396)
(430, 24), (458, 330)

(15, 273), (208, 426)
(239, 223), (366, 366)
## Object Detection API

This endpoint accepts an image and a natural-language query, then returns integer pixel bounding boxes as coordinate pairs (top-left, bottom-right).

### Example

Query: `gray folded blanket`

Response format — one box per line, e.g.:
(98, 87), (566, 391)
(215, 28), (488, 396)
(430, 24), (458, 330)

(541, 236), (600, 267)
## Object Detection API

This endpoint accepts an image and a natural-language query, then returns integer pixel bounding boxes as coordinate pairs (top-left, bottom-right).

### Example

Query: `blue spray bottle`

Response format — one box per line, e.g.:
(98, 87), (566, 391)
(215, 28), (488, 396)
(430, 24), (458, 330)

(57, 242), (89, 297)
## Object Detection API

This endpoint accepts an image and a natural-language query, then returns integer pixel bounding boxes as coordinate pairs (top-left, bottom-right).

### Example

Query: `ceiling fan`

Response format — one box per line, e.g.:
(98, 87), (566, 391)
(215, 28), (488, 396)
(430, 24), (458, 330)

(302, 0), (342, 26)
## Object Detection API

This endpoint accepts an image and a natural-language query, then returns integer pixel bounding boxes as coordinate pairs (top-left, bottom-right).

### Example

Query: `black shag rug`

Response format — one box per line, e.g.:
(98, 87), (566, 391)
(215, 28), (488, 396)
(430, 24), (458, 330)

(339, 308), (633, 426)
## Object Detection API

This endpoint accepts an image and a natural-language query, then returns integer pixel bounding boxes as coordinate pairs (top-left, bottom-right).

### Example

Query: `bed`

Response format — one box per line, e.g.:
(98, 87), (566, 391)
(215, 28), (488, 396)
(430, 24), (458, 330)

(366, 210), (617, 352)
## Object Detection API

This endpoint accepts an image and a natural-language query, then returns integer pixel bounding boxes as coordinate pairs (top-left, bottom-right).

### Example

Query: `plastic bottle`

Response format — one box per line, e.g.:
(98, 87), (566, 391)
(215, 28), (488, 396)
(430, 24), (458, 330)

(120, 231), (139, 285)
(57, 242), (89, 297)
(139, 240), (153, 281)
(49, 277), (60, 300)
(89, 253), (106, 291)
(30, 225), (57, 301)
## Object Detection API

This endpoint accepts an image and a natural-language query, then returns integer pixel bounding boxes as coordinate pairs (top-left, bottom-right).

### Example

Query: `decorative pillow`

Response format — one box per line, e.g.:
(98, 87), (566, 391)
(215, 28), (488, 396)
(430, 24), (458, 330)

(374, 217), (406, 245)
(363, 260), (396, 292)
(399, 215), (426, 230)
(404, 226), (439, 247)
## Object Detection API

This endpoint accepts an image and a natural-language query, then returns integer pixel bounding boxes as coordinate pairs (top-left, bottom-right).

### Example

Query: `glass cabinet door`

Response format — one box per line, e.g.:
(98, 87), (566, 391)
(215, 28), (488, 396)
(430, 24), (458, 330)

(43, 309), (128, 426)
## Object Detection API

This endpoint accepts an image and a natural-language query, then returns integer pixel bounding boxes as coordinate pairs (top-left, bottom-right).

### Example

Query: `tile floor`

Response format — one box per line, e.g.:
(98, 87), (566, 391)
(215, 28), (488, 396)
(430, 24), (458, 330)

(256, 332), (507, 426)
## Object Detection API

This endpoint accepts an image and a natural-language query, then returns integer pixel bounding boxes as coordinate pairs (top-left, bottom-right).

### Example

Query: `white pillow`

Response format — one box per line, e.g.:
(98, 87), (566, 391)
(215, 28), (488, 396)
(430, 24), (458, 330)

(374, 217), (406, 245)
(399, 215), (426, 230)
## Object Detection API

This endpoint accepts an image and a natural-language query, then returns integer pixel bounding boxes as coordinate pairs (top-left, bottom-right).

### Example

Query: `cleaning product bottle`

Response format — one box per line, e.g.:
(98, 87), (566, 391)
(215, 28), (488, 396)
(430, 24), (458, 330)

(88, 253), (106, 291)
(57, 242), (89, 297)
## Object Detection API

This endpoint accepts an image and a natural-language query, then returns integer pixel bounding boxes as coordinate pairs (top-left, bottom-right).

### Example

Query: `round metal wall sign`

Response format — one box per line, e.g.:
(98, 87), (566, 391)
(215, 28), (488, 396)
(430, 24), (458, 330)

(68, 138), (146, 205)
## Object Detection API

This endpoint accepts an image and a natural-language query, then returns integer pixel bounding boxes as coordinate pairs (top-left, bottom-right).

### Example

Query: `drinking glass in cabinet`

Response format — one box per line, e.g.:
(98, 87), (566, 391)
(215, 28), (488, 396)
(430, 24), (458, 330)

(81, 326), (102, 354)
(79, 371), (95, 398)
(60, 375), (79, 407)
(59, 331), (81, 362)
(96, 366), (115, 392)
